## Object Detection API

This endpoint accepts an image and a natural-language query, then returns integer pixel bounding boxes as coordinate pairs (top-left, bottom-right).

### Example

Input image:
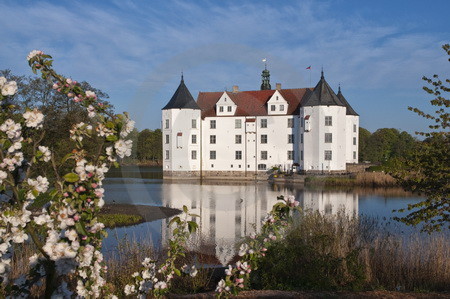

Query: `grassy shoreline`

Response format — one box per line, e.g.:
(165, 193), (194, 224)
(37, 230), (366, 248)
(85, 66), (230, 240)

(305, 172), (398, 187)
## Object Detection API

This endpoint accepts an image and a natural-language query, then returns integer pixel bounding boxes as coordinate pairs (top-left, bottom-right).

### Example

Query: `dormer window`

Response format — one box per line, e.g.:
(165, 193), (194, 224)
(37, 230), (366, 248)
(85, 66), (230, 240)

(271, 105), (276, 111)
(219, 106), (224, 112)
(227, 106), (232, 112)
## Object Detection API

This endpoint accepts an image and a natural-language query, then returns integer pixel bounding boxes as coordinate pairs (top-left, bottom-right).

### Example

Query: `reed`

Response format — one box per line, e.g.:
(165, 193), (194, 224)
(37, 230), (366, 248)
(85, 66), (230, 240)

(255, 212), (450, 292)
(306, 172), (398, 187)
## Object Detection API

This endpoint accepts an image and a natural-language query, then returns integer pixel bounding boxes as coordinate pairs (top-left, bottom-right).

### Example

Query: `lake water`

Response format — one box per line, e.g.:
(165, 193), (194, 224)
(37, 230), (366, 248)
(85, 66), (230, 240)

(102, 166), (424, 264)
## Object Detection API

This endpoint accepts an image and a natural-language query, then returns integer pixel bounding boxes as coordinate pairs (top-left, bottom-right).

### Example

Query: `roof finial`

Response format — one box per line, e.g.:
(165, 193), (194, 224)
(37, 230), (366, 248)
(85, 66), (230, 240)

(321, 67), (324, 79)
(181, 71), (184, 82)
(338, 83), (341, 93)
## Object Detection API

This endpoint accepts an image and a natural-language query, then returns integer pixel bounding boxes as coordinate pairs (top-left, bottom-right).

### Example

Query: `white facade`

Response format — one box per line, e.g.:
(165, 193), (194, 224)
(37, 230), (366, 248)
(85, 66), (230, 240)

(162, 73), (359, 177)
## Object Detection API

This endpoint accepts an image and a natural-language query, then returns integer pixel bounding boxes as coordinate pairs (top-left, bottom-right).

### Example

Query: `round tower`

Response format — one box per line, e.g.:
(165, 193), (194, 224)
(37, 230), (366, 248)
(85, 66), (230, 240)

(162, 75), (201, 177)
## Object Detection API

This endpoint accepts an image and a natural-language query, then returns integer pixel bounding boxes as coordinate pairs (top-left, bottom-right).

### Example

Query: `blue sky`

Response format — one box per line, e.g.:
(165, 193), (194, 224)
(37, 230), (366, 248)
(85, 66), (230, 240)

(1, 0), (449, 135)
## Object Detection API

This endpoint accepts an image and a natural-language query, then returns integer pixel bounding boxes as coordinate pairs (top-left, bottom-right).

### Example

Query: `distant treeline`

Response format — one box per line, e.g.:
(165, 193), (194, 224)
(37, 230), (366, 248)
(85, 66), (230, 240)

(359, 127), (416, 164)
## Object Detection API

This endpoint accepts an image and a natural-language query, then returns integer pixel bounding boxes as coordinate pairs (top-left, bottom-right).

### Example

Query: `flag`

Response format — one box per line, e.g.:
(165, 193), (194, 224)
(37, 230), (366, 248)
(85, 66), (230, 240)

(306, 66), (311, 70)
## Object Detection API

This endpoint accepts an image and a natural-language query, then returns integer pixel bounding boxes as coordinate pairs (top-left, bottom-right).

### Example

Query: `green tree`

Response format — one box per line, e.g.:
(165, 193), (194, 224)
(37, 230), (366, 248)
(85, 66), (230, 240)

(389, 44), (450, 232)
(358, 127), (371, 162)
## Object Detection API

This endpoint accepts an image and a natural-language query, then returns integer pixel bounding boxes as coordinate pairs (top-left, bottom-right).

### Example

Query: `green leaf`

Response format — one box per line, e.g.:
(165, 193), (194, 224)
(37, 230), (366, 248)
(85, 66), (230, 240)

(169, 216), (180, 226)
(75, 221), (88, 236)
(106, 135), (118, 142)
(63, 173), (80, 183)
(188, 221), (198, 233)
(183, 205), (188, 213)
(174, 268), (181, 276)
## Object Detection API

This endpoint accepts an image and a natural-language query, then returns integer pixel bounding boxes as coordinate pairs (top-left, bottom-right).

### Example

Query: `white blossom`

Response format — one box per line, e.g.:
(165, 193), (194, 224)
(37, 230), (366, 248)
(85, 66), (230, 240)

(87, 105), (96, 118)
(1, 81), (18, 96)
(114, 139), (133, 158)
(27, 50), (44, 61)
(120, 118), (135, 138)
(23, 109), (44, 129)
(38, 146), (51, 162)
(0, 119), (22, 139)
(0, 170), (7, 184)
(0, 77), (6, 87)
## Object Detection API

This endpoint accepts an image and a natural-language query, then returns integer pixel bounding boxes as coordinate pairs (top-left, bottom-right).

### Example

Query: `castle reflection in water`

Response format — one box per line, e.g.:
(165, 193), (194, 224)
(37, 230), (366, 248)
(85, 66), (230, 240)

(161, 183), (358, 265)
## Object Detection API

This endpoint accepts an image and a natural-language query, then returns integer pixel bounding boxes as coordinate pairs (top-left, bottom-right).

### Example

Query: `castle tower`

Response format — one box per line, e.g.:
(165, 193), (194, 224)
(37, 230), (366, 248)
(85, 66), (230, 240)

(337, 86), (359, 163)
(260, 66), (271, 90)
(162, 75), (201, 177)
(299, 71), (348, 172)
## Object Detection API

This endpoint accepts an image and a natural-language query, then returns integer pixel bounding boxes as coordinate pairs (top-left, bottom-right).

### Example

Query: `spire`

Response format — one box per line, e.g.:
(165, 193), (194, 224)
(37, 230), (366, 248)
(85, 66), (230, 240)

(302, 72), (344, 107)
(336, 85), (359, 116)
(338, 83), (341, 94)
(260, 67), (271, 90)
(162, 75), (200, 110)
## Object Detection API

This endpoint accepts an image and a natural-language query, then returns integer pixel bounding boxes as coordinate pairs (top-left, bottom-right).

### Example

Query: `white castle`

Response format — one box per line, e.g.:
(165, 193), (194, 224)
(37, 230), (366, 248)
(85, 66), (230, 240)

(162, 68), (359, 178)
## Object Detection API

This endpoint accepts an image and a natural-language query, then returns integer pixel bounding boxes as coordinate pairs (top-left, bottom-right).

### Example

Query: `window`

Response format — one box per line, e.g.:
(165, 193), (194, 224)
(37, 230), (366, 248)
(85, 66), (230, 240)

(300, 150), (303, 161)
(219, 106), (224, 112)
(280, 105), (284, 111)
(260, 134), (267, 144)
(191, 150), (197, 160)
(165, 150), (169, 160)
(325, 116), (332, 126)
(210, 120), (216, 129)
(165, 134), (169, 144)
(288, 134), (294, 144)
(353, 151), (357, 160)
(235, 135), (242, 144)
(258, 164), (267, 170)
(300, 117), (304, 127)
(353, 124), (356, 133)
(165, 119), (169, 129)
(235, 119), (242, 129)
(192, 119), (197, 129)
(288, 150), (294, 160)
(301, 133), (303, 143)
(210, 135), (216, 144)
(353, 137), (357, 145)
(261, 151), (267, 160)
(325, 150), (332, 161)
(227, 106), (232, 112)
(260, 119), (267, 128)
(271, 105), (276, 111)
(287, 118), (294, 128)
(325, 133), (332, 143)
(210, 151), (216, 160)
(235, 151), (242, 160)
(191, 134), (197, 144)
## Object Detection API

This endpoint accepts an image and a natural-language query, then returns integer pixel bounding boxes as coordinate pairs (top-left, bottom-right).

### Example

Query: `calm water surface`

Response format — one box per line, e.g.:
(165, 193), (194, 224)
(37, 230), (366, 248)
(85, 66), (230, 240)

(103, 166), (424, 264)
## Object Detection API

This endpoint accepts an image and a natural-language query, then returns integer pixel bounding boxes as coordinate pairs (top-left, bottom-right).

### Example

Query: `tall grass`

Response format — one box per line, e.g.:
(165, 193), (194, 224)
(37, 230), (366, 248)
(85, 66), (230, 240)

(254, 212), (450, 292)
(306, 172), (398, 187)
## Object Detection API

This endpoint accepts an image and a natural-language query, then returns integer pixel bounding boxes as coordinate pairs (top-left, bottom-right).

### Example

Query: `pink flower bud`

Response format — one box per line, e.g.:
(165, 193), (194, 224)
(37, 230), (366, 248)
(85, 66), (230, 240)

(63, 192), (69, 197)
(87, 198), (92, 203)
(52, 83), (59, 89)
(87, 173), (93, 178)
(91, 183), (98, 188)
(67, 92), (74, 98)
(73, 214), (80, 221)
(82, 236), (87, 240)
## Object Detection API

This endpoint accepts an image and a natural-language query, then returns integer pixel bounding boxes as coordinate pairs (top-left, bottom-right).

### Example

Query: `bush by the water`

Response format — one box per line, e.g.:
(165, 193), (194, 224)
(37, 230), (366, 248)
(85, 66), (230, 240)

(252, 212), (450, 292)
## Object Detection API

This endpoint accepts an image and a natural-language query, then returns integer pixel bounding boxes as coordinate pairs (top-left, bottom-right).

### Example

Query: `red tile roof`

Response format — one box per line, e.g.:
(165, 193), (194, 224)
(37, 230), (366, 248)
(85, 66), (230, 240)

(197, 88), (312, 118)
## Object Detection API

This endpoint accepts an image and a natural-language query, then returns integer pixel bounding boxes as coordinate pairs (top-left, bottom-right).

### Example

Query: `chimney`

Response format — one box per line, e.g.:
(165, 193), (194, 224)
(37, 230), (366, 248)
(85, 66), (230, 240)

(232, 85), (239, 93)
(276, 83), (281, 90)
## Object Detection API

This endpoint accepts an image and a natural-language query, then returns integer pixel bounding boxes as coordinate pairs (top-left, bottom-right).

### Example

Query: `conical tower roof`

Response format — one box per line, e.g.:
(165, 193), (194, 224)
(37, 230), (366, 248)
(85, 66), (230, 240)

(337, 86), (359, 116)
(302, 71), (344, 107)
(162, 75), (200, 110)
